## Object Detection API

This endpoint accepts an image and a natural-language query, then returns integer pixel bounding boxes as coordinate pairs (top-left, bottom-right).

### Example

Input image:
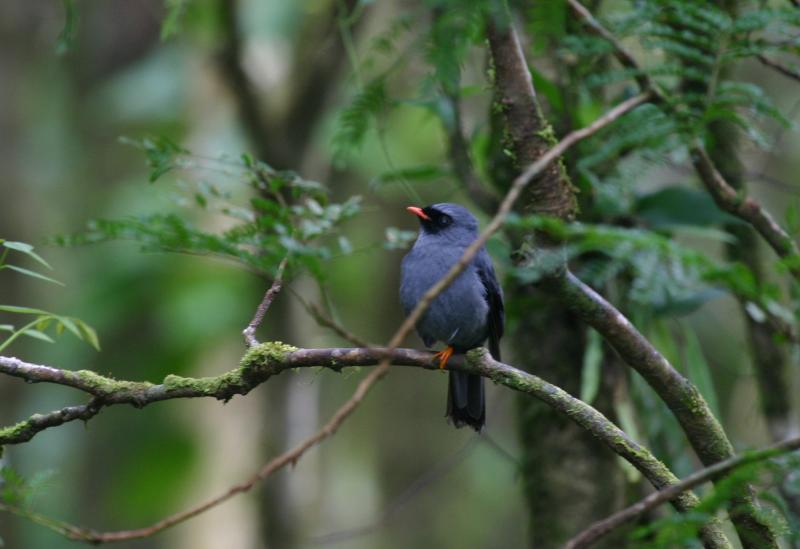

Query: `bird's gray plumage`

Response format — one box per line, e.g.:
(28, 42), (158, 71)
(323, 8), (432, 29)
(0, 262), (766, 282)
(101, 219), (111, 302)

(399, 203), (504, 431)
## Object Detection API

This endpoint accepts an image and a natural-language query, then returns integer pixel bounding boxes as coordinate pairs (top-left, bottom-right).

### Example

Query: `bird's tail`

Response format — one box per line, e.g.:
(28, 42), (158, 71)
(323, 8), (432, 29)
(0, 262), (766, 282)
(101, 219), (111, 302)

(446, 342), (499, 432)
(446, 371), (485, 432)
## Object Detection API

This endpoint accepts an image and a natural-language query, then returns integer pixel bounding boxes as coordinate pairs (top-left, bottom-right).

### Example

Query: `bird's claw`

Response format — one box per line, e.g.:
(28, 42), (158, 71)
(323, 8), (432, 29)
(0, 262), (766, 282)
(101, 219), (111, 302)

(434, 346), (454, 370)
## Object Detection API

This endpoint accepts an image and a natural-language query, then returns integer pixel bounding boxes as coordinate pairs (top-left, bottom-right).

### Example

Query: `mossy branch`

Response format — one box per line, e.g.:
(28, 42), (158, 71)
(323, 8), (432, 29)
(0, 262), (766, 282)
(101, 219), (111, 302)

(0, 345), (727, 546)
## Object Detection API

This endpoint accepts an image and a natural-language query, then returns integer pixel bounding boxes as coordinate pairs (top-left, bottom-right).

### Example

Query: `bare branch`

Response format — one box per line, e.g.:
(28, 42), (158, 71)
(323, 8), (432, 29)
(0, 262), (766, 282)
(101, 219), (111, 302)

(757, 55), (800, 82)
(290, 289), (370, 347)
(566, 435), (800, 549)
(243, 257), (289, 347)
(690, 146), (800, 273)
(0, 346), (724, 546)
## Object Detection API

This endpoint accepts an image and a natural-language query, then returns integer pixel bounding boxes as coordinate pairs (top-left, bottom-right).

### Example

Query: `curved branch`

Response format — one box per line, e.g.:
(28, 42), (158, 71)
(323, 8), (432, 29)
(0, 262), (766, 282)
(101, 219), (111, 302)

(549, 271), (775, 547)
(757, 55), (800, 82)
(0, 346), (727, 547)
(567, 435), (800, 549)
(690, 146), (800, 266)
(243, 256), (288, 347)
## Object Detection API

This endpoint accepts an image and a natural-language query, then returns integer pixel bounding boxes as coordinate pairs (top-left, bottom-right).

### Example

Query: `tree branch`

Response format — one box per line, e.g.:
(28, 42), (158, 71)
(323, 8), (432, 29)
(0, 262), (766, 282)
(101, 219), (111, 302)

(243, 257), (288, 347)
(566, 435), (800, 549)
(548, 271), (777, 547)
(487, 14), (578, 220)
(0, 346), (727, 547)
(690, 145), (800, 270)
(757, 54), (800, 83)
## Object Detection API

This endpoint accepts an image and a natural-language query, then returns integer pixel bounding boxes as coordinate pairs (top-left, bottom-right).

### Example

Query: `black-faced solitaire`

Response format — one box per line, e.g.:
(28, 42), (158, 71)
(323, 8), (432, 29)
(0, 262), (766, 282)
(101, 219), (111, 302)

(400, 203), (504, 431)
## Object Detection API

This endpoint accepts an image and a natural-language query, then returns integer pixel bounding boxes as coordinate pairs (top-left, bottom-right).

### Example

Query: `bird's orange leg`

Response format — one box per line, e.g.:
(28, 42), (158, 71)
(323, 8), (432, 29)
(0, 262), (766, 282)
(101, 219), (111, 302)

(434, 346), (454, 370)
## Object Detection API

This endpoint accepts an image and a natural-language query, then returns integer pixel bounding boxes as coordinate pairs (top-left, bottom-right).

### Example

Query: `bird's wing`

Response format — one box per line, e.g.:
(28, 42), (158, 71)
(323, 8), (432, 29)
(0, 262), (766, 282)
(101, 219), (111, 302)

(476, 250), (504, 360)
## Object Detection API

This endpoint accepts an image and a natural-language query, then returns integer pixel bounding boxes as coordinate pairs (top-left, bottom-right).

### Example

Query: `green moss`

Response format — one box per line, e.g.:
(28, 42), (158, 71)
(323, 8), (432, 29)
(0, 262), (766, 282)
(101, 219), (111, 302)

(465, 347), (488, 363)
(240, 341), (298, 371)
(74, 369), (115, 391)
(535, 124), (558, 146)
(164, 374), (207, 392)
(74, 370), (150, 395)
(0, 420), (28, 442)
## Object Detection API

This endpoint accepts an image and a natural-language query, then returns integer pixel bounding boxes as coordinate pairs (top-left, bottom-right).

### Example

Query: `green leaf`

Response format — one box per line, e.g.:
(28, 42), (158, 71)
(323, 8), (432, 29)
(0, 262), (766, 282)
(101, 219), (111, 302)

(75, 319), (101, 351)
(161, 0), (188, 41)
(19, 329), (56, 344)
(337, 236), (353, 255)
(0, 305), (50, 315)
(384, 227), (417, 250)
(333, 78), (387, 162)
(4, 265), (64, 286)
(681, 325), (720, 419)
(635, 186), (738, 229)
(579, 328), (603, 404)
(56, 0), (78, 55)
(35, 317), (53, 332)
(2, 241), (52, 269)
(530, 66), (564, 113)
(613, 392), (644, 484)
(54, 316), (81, 339)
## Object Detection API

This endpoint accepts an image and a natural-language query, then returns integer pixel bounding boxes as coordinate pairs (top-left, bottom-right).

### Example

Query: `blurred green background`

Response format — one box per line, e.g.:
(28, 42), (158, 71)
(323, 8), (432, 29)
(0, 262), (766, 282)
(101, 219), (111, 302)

(1, 1), (799, 548)
(0, 1), (524, 548)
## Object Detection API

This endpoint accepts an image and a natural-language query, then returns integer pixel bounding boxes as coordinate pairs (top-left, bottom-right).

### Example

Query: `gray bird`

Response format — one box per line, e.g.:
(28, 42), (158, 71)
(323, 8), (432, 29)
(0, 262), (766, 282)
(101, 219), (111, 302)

(400, 203), (504, 431)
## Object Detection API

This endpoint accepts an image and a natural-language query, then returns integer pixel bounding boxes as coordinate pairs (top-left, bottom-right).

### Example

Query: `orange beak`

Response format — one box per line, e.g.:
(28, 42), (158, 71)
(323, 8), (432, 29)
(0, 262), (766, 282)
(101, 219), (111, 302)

(406, 206), (430, 221)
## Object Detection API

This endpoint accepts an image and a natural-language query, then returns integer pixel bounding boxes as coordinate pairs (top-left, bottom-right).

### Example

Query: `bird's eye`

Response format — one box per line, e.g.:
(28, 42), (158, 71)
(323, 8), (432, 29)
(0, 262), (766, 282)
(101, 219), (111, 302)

(439, 216), (452, 227)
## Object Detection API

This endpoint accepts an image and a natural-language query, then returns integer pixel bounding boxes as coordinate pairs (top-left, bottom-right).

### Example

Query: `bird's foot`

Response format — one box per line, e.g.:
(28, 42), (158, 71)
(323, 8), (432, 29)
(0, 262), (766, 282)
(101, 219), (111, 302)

(434, 346), (454, 370)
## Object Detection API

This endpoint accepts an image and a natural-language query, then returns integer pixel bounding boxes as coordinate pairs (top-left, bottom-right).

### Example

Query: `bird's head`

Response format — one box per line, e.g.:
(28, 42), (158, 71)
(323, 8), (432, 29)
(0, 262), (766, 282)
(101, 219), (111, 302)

(406, 203), (479, 241)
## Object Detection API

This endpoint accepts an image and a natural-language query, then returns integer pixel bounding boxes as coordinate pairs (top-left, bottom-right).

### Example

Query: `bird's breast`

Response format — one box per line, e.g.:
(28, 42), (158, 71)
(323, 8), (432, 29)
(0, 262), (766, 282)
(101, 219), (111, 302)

(400, 247), (489, 350)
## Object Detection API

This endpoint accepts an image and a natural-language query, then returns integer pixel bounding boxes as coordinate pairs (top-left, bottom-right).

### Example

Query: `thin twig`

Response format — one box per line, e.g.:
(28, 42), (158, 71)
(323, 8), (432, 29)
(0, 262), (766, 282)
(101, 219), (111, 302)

(243, 257), (288, 347)
(566, 435), (800, 549)
(289, 288), (370, 347)
(690, 146), (800, 271)
(311, 435), (480, 545)
(757, 54), (800, 83)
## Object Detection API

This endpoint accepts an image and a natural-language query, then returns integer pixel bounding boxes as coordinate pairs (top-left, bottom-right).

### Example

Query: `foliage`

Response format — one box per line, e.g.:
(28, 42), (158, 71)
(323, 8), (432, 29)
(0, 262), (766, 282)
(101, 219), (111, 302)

(554, 0), (799, 208)
(56, 0), (77, 55)
(0, 465), (54, 510)
(507, 214), (760, 315)
(629, 454), (797, 548)
(0, 240), (99, 353)
(57, 138), (362, 282)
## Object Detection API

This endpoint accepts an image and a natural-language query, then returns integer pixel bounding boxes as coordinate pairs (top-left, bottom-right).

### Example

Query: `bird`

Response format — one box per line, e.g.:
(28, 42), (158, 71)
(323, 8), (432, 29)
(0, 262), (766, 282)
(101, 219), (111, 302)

(399, 203), (504, 431)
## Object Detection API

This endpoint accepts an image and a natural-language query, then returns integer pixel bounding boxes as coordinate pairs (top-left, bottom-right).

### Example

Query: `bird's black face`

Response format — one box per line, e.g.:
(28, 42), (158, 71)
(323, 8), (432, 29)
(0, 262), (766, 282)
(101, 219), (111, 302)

(406, 203), (479, 237)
